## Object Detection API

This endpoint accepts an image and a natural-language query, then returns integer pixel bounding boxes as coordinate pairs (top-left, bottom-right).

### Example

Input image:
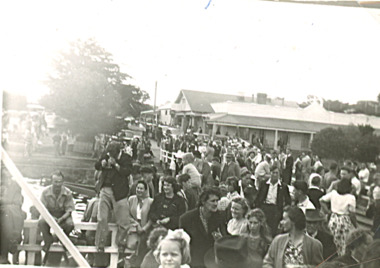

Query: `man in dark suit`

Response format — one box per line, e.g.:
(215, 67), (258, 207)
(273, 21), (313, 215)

(255, 166), (291, 237)
(307, 174), (325, 210)
(211, 156), (221, 184)
(305, 209), (337, 260)
(179, 187), (227, 268)
(282, 148), (294, 185)
(220, 152), (241, 183)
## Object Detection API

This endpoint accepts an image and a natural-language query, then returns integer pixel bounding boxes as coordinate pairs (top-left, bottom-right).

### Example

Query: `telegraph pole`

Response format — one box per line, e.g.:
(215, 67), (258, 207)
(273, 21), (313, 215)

(154, 81), (157, 126)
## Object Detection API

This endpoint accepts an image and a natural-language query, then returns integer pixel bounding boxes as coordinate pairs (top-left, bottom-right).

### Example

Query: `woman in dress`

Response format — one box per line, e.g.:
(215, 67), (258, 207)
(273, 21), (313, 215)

(149, 177), (187, 230)
(128, 180), (154, 265)
(246, 208), (272, 258)
(227, 197), (249, 235)
(320, 179), (358, 256)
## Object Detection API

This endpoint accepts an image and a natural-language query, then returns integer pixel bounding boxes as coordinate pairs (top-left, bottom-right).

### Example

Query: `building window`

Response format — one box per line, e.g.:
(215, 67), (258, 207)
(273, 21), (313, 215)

(301, 133), (310, 149)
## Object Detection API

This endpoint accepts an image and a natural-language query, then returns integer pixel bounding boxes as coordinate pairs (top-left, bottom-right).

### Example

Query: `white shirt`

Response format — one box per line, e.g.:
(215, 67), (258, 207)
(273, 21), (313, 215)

(136, 202), (142, 220)
(182, 163), (201, 188)
(297, 196), (316, 213)
(351, 177), (361, 196)
(320, 190), (356, 215)
(265, 180), (279, 205)
(373, 186), (380, 200)
(358, 168), (370, 183)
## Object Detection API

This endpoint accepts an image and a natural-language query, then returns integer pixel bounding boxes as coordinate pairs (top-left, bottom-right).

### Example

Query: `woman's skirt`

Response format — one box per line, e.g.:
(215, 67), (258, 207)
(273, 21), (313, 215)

(328, 213), (354, 256)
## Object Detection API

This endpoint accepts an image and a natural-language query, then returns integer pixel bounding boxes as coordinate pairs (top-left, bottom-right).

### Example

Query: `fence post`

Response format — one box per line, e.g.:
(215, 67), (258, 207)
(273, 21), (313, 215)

(109, 228), (118, 268)
(1, 147), (91, 268)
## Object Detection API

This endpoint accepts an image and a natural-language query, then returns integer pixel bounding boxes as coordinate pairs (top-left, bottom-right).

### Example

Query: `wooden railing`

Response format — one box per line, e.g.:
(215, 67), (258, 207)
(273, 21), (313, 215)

(18, 220), (133, 267)
(160, 148), (177, 164)
(1, 147), (90, 267)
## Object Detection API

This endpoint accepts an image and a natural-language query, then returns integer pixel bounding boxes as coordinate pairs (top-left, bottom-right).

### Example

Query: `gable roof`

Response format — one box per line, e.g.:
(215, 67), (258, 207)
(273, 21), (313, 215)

(175, 90), (251, 113)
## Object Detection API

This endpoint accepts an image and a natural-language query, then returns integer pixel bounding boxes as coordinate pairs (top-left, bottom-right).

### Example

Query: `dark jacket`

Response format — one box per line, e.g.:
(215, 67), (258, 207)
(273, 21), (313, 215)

(307, 187), (324, 210)
(221, 161), (241, 182)
(255, 180), (291, 212)
(181, 188), (198, 211)
(179, 208), (227, 268)
(315, 230), (337, 260)
(282, 155), (294, 184)
(211, 162), (221, 182)
(149, 193), (186, 230)
(95, 152), (132, 201)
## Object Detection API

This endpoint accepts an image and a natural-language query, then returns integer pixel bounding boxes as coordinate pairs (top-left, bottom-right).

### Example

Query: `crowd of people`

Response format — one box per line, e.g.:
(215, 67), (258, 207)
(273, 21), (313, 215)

(2, 130), (380, 268)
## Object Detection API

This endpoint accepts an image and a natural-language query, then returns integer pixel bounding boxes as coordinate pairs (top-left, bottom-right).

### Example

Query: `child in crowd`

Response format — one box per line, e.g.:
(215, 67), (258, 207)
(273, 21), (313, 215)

(154, 229), (191, 268)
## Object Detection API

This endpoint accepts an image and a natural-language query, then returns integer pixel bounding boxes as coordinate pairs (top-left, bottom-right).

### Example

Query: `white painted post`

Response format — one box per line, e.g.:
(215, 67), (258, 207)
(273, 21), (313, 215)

(109, 229), (118, 268)
(274, 129), (278, 150)
(1, 147), (91, 268)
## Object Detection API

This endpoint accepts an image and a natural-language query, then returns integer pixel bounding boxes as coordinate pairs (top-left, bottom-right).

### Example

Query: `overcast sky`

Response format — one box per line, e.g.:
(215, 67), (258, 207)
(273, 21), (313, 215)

(2, 0), (380, 106)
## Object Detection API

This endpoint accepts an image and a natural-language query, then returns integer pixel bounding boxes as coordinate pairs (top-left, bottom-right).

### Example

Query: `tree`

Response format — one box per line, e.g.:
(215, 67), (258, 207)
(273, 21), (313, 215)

(311, 128), (350, 160)
(118, 84), (151, 118)
(311, 125), (380, 162)
(41, 39), (149, 135)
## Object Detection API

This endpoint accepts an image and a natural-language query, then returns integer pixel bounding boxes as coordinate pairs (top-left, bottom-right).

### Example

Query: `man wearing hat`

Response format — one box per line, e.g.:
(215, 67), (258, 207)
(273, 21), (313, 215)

(305, 209), (337, 260)
(220, 152), (240, 183)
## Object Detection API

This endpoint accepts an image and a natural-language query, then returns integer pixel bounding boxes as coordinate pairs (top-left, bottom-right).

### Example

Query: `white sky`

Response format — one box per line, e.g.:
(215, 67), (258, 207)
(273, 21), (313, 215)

(1, 0), (380, 106)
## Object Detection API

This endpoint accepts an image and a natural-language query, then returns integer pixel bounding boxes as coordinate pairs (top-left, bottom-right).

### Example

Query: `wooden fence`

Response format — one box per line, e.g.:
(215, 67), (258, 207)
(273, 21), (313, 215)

(18, 220), (133, 267)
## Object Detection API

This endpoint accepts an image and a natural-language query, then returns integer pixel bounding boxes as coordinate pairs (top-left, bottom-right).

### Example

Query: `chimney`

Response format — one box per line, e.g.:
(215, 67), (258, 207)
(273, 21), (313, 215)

(237, 92), (245, 102)
(257, 93), (267, 104)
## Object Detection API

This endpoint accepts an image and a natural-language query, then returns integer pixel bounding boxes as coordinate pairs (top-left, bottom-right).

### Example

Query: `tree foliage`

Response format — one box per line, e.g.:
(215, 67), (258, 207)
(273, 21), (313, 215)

(311, 124), (380, 162)
(41, 39), (150, 135)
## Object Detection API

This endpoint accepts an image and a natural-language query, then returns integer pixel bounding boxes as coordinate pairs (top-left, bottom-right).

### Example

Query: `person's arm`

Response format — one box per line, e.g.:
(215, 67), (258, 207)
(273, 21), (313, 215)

(235, 164), (241, 179)
(283, 185), (291, 206)
(262, 237), (276, 268)
(59, 194), (75, 224)
(167, 197), (187, 228)
(310, 240), (324, 267)
(148, 196), (161, 224)
(319, 191), (333, 216)
(349, 195), (358, 228)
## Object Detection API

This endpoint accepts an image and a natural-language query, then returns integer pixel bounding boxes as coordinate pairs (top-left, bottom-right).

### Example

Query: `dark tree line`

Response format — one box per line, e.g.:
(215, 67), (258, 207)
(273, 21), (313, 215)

(311, 124), (380, 162)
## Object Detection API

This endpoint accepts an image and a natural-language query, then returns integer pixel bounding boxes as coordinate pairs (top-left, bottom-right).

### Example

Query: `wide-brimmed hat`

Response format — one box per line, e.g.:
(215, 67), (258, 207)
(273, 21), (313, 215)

(305, 209), (325, 222)
(204, 236), (262, 268)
